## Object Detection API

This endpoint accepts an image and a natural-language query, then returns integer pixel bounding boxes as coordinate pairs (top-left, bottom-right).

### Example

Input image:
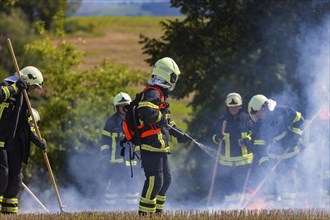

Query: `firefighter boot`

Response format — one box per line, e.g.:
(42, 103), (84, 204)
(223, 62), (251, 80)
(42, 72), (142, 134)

(1, 197), (18, 214)
(155, 194), (166, 213)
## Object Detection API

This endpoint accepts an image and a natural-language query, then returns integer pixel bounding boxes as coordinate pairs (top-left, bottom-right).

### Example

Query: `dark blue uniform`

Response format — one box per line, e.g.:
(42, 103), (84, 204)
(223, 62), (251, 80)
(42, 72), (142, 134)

(249, 104), (304, 208)
(212, 109), (253, 205)
(99, 112), (141, 209)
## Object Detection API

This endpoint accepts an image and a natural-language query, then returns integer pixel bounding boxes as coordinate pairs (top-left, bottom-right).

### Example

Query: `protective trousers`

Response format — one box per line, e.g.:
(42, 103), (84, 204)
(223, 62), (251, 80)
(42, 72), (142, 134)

(0, 141), (23, 214)
(103, 163), (140, 210)
(139, 151), (171, 214)
(213, 164), (250, 205)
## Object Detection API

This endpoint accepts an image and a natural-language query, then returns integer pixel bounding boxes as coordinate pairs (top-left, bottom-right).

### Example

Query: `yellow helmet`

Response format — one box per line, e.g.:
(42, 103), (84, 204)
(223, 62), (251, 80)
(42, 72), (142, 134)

(225, 93), (242, 107)
(20, 66), (44, 89)
(113, 92), (132, 107)
(151, 57), (181, 91)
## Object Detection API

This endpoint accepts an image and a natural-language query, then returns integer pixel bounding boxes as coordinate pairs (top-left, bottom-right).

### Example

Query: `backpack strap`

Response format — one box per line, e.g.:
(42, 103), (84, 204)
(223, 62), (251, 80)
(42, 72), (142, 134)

(142, 85), (168, 109)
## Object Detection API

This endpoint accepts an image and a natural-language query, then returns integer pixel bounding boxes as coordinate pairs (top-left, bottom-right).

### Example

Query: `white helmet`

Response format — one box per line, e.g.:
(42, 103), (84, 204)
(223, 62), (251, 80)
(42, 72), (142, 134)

(149, 57), (181, 91)
(225, 93), (242, 107)
(114, 92), (131, 107)
(20, 66), (44, 89)
(31, 108), (40, 123)
(248, 94), (277, 122)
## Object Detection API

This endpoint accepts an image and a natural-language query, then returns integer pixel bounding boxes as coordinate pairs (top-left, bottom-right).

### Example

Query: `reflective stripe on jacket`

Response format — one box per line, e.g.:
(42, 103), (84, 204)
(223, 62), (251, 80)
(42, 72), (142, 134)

(212, 110), (253, 166)
(137, 86), (171, 153)
(100, 112), (137, 166)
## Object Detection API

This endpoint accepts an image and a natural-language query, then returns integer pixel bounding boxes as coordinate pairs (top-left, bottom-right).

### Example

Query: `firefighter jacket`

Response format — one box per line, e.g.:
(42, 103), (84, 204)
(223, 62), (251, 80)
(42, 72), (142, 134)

(100, 112), (137, 166)
(251, 104), (304, 164)
(0, 80), (19, 103)
(0, 80), (32, 163)
(212, 109), (253, 166)
(137, 85), (179, 153)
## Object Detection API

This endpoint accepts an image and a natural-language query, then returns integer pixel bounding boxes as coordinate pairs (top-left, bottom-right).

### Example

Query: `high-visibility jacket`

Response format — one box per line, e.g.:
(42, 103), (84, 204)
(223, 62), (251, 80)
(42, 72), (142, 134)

(137, 85), (176, 153)
(212, 110), (253, 166)
(251, 104), (304, 163)
(0, 80), (19, 103)
(0, 80), (31, 163)
(100, 112), (137, 166)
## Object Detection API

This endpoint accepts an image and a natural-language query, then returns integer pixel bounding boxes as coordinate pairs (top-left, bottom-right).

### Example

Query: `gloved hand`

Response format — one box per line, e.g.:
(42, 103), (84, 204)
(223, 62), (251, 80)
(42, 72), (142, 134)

(15, 78), (28, 92)
(35, 138), (47, 150)
(177, 134), (191, 144)
(120, 138), (126, 148)
(120, 147), (125, 157)
(214, 134), (224, 143)
(238, 138), (251, 147)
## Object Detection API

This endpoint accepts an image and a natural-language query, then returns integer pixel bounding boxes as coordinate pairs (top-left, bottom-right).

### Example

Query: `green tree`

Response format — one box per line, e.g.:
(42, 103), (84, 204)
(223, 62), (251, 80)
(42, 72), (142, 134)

(23, 12), (146, 189)
(141, 0), (329, 137)
(0, 8), (36, 76)
(0, 0), (81, 74)
(0, 0), (81, 30)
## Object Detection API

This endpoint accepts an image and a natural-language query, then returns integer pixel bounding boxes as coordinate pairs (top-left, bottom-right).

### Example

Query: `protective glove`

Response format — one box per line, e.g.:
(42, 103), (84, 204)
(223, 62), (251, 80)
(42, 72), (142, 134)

(238, 138), (251, 147)
(120, 147), (125, 157)
(119, 138), (127, 156)
(35, 138), (47, 150)
(214, 134), (224, 143)
(120, 138), (126, 148)
(30, 132), (46, 150)
(177, 133), (191, 144)
(15, 78), (28, 92)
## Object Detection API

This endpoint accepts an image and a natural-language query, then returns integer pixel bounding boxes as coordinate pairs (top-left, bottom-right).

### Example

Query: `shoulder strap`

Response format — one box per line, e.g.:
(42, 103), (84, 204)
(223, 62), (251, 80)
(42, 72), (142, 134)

(142, 85), (165, 104)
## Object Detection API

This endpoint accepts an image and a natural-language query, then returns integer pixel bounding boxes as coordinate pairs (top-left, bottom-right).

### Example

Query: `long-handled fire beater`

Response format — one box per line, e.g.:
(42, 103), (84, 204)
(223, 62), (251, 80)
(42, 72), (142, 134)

(7, 38), (65, 213)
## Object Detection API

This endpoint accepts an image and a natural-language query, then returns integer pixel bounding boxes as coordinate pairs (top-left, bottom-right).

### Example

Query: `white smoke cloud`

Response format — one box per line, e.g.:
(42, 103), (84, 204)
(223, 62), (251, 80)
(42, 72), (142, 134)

(295, 15), (330, 208)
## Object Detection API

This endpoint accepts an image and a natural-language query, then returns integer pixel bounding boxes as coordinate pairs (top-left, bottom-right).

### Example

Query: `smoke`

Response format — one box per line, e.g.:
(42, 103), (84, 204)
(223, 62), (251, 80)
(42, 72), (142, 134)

(20, 145), (144, 213)
(18, 7), (329, 215)
(294, 14), (330, 208)
(166, 8), (330, 212)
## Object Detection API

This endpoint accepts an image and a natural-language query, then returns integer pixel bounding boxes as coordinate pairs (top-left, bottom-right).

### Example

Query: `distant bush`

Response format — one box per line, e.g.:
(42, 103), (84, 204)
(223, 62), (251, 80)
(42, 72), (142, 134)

(64, 19), (95, 34)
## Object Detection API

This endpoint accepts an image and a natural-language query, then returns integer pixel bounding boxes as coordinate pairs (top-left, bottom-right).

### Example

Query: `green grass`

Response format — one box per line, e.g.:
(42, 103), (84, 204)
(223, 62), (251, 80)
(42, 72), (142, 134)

(65, 16), (181, 37)
(64, 16), (182, 72)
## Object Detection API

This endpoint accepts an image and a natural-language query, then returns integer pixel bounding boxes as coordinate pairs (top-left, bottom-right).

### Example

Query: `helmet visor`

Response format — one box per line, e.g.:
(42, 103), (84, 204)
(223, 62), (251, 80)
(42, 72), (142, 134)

(250, 102), (268, 115)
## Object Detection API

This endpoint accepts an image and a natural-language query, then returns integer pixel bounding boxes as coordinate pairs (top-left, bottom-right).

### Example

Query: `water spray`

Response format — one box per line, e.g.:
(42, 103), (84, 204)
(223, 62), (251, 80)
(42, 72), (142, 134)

(22, 182), (49, 213)
(167, 125), (216, 158)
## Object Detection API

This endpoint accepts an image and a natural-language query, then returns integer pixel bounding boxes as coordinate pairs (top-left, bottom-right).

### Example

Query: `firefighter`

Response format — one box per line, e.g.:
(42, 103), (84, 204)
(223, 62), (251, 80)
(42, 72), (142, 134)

(247, 94), (304, 208)
(211, 92), (253, 206)
(136, 57), (188, 215)
(0, 66), (46, 214)
(99, 92), (140, 209)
